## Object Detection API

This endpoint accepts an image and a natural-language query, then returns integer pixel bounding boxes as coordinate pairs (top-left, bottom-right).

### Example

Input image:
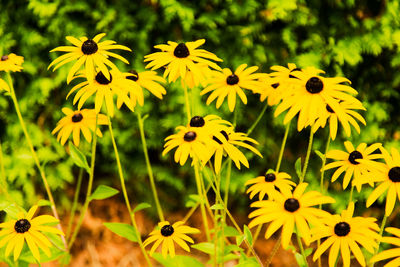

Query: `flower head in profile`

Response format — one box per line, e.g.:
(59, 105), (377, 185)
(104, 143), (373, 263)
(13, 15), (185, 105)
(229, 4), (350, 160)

(370, 227), (400, 267)
(144, 39), (222, 85)
(312, 202), (379, 267)
(0, 78), (10, 93)
(366, 146), (400, 216)
(125, 69), (167, 100)
(200, 64), (267, 112)
(48, 33), (131, 83)
(0, 53), (24, 72)
(274, 67), (360, 131)
(143, 221), (200, 258)
(324, 141), (382, 191)
(52, 108), (108, 146)
(245, 171), (296, 200)
(248, 183), (335, 249)
(0, 205), (64, 262)
(311, 100), (366, 140)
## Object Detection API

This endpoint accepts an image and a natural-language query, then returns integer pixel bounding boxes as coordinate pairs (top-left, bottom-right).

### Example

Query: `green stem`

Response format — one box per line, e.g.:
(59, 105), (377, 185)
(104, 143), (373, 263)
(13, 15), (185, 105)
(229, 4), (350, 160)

(182, 183), (212, 223)
(0, 140), (11, 201)
(246, 102), (268, 136)
(183, 84), (191, 122)
(6, 72), (67, 250)
(68, 115), (98, 250)
(266, 234), (281, 267)
(136, 112), (164, 221)
(106, 113), (152, 266)
(194, 162), (211, 241)
(66, 168), (83, 239)
(223, 159), (232, 205)
(369, 215), (387, 267)
(296, 228), (309, 267)
(300, 129), (314, 183)
(349, 185), (354, 203)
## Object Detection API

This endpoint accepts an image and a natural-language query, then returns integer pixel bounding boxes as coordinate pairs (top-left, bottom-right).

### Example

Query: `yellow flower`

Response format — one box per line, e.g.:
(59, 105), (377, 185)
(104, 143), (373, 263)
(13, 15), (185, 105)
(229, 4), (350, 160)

(0, 78), (10, 92)
(311, 100), (366, 140)
(0, 53), (24, 72)
(366, 146), (400, 216)
(52, 108), (108, 146)
(209, 128), (262, 173)
(0, 205), (64, 262)
(48, 33), (131, 83)
(312, 202), (379, 267)
(324, 141), (382, 191)
(248, 183), (335, 249)
(125, 69), (167, 100)
(67, 69), (135, 117)
(143, 221), (200, 258)
(200, 64), (267, 112)
(274, 67), (360, 131)
(144, 39), (222, 84)
(245, 171), (296, 200)
(370, 227), (400, 267)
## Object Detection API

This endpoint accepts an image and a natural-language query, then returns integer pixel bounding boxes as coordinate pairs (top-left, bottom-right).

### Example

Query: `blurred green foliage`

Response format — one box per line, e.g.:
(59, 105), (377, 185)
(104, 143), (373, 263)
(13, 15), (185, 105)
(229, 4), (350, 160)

(0, 0), (399, 221)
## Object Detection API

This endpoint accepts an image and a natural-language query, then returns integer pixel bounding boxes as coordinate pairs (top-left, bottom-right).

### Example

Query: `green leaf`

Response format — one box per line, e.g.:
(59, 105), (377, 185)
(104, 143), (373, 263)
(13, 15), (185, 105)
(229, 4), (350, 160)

(103, 222), (138, 242)
(3, 203), (23, 219)
(185, 194), (201, 207)
(314, 150), (325, 160)
(304, 248), (313, 257)
(133, 202), (151, 213)
(191, 242), (215, 255)
(152, 253), (205, 267)
(90, 185), (119, 200)
(243, 225), (253, 246)
(294, 253), (307, 267)
(210, 203), (224, 210)
(68, 142), (90, 173)
(37, 199), (51, 207)
(295, 157), (302, 178)
(224, 226), (240, 237)
(236, 234), (245, 246)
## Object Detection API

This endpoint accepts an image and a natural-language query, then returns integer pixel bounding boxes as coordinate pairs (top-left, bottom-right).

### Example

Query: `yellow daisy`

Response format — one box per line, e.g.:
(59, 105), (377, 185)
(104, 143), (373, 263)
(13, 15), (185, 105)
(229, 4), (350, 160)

(245, 171), (296, 200)
(0, 53), (24, 72)
(125, 69), (167, 100)
(183, 64), (212, 89)
(48, 33), (131, 83)
(311, 100), (366, 140)
(0, 78), (10, 92)
(209, 128), (262, 173)
(67, 69), (135, 117)
(312, 202), (379, 267)
(366, 146), (400, 216)
(274, 67), (360, 131)
(200, 64), (267, 112)
(144, 39), (222, 84)
(324, 141), (382, 191)
(143, 221), (200, 258)
(370, 227), (400, 267)
(52, 108), (108, 146)
(248, 183), (335, 249)
(0, 205), (64, 262)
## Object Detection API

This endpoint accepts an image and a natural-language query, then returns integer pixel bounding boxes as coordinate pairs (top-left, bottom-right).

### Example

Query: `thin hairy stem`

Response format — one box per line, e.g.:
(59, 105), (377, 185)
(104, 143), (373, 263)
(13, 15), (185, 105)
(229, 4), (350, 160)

(300, 129), (314, 183)
(66, 168), (84, 239)
(369, 215), (388, 267)
(247, 102), (268, 136)
(194, 162), (211, 241)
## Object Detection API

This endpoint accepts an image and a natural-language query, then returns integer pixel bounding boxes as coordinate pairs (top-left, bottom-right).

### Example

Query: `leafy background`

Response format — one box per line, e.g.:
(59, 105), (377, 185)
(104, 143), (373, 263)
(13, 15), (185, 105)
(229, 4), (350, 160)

(0, 0), (399, 229)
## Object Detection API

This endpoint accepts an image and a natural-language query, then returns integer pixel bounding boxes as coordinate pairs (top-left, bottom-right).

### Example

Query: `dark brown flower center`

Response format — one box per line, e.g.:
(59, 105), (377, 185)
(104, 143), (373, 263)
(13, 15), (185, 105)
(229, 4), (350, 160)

(289, 68), (301, 78)
(72, 113), (83, 123)
(226, 74), (239, 85)
(14, 219), (31, 233)
(264, 173), (276, 182)
(1, 55), (9, 61)
(271, 83), (279, 89)
(95, 71), (112, 84)
(213, 130), (229, 145)
(160, 225), (174, 237)
(184, 131), (196, 142)
(306, 77), (323, 94)
(81, 39), (98, 55)
(127, 70), (139, 81)
(174, 43), (190, 58)
(348, 150), (363, 165)
(284, 198), (300, 212)
(326, 105), (334, 113)
(334, 222), (350, 236)
(190, 116), (205, 127)
(388, 167), (400, 182)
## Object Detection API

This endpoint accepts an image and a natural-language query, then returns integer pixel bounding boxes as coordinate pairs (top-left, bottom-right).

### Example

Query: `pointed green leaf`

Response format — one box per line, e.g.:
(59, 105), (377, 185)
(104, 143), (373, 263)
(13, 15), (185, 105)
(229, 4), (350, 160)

(210, 203), (224, 210)
(37, 199), (51, 207)
(314, 150), (325, 160)
(191, 242), (215, 255)
(152, 253), (205, 267)
(224, 226), (240, 237)
(295, 157), (302, 178)
(243, 225), (253, 246)
(69, 142), (90, 173)
(103, 222), (138, 242)
(236, 234), (245, 246)
(133, 202), (151, 213)
(90, 185), (119, 200)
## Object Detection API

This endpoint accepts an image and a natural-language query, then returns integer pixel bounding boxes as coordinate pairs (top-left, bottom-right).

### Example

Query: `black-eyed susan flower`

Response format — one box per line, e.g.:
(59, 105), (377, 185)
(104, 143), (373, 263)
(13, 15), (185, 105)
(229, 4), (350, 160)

(324, 141), (382, 191)
(366, 146), (400, 216)
(311, 202), (379, 267)
(0, 78), (10, 92)
(0, 205), (64, 262)
(67, 69), (135, 117)
(200, 64), (267, 112)
(0, 53), (24, 72)
(125, 69), (167, 100)
(144, 39), (222, 84)
(52, 108), (108, 146)
(370, 227), (400, 267)
(311, 100), (366, 140)
(143, 221), (200, 258)
(274, 67), (360, 131)
(48, 33), (131, 83)
(245, 171), (296, 200)
(209, 128), (262, 173)
(183, 63), (212, 89)
(248, 183), (335, 249)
